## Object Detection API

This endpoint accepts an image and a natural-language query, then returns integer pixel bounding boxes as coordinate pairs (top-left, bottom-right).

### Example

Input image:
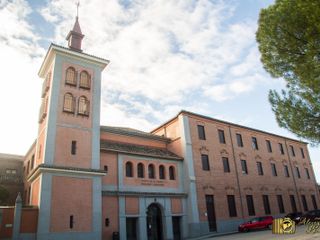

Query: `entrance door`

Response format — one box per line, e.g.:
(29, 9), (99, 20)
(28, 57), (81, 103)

(126, 217), (137, 240)
(172, 216), (181, 240)
(205, 195), (217, 231)
(147, 203), (163, 240)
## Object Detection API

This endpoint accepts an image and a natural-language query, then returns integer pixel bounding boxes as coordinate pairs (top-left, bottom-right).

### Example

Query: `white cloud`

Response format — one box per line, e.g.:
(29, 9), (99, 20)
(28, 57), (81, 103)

(100, 102), (155, 131)
(0, 0), (43, 57)
(39, 7), (59, 23)
(0, 0), (44, 154)
(230, 47), (261, 77)
(313, 162), (320, 184)
(204, 73), (265, 102)
(0, 0), (274, 152)
(204, 85), (231, 102)
(203, 44), (272, 102)
(40, 0), (259, 104)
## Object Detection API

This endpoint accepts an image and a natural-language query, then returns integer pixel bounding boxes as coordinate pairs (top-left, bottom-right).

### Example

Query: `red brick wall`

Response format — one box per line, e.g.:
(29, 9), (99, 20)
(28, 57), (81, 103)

(125, 197), (139, 215)
(102, 196), (119, 240)
(122, 156), (179, 189)
(185, 112), (318, 221)
(20, 208), (38, 233)
(101, 152), (118, 185)
(31, 176), (40, 206)
(171, 198), (182, 214)
(0, 207), (14, 238)
(50, 176), (92, 232)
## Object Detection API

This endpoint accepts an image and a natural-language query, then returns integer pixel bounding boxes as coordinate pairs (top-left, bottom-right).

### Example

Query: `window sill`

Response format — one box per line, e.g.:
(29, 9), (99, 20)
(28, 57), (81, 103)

(79, 86), (91, 90)
(65, 82), (77, 87)
(78, 112), (89, 117)
(63, 110), (75, 114)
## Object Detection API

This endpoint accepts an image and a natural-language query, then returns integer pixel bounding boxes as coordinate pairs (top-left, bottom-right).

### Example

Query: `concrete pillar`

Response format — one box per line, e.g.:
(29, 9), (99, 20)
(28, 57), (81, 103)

(138, 198), (147, 240)
(138, 216), (147, 240)
(164, 198), (173, 240)
(179, 115), (201, 237)
(119, 197), (126, 240)
(12, 193), (22, 240)
(164, 215), (173, 240)
(181, 198), (188, 239)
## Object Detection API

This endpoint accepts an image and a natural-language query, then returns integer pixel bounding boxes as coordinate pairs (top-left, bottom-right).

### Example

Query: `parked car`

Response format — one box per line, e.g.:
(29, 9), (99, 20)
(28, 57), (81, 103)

(238, 216), (273, 232)
(285, 212), (303, 224)
(301, 210), (320, 222)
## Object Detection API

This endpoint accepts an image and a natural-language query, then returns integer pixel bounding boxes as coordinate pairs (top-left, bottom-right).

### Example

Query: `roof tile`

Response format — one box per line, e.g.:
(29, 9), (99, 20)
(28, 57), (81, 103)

(101, 141), (182, 160)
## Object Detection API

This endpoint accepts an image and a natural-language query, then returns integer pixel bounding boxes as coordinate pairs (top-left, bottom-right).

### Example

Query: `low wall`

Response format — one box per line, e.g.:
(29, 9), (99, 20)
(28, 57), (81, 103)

(0, 207), (14, 239)
(0, 206), (38, 239)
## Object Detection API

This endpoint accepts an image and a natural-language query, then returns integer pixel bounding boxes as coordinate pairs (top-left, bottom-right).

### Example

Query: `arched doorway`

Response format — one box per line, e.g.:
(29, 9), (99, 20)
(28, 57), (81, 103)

(146, 203), (163, 240)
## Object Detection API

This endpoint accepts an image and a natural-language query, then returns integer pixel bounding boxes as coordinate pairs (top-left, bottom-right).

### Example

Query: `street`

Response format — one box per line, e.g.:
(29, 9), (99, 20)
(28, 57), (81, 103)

(207, 225), (320, 240)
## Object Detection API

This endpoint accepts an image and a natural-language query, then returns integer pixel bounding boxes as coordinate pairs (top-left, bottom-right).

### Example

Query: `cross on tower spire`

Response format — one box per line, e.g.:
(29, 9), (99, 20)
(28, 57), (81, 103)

(76, 1), (80, 18)
(66, 1), (84, 52)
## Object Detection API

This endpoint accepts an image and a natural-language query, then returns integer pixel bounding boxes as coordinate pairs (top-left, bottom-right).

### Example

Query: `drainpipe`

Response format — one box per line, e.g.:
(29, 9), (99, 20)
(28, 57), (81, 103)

(228, 126), (245, 220)
(284, 140), (303, 212)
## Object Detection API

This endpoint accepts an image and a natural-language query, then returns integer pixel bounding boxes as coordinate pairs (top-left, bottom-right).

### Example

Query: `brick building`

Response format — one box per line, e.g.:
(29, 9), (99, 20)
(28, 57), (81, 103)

(0, 153), (23, 205)
(5, 16), (319, 240)
(152, 110), (320, 234)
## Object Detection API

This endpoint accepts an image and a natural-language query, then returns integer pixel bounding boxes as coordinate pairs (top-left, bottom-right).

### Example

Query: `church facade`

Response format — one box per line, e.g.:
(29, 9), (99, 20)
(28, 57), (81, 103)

(20, 17), (319, 240)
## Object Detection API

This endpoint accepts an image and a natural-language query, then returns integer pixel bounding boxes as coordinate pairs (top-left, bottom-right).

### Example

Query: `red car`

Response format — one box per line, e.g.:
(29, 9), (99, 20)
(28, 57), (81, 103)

(238, 216), (273, 232)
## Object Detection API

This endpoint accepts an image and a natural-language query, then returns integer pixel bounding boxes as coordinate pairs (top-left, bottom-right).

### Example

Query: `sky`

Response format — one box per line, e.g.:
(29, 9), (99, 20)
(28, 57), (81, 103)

(0, 0), (318, 182)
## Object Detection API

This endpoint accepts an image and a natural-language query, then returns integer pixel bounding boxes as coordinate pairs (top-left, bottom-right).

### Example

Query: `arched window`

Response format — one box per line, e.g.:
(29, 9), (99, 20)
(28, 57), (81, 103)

(137, 163), (144, 178)
(169, 166), (175, 180)
(63, 93), (75, 113)
(125, 162), (133, 177)
(159, 165), (165, 179)
(79, 71), (90, 89)
(148, 164), (155, 179)
(65, 67), (76, 86)
(78, 96), (90, 116)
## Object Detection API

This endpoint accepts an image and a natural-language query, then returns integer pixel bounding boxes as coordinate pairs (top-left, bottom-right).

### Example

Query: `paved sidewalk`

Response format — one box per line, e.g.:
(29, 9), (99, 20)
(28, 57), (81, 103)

(203, 225), (320, 240)
(187, 224), (320, 240)
(187, 231), (237, 240)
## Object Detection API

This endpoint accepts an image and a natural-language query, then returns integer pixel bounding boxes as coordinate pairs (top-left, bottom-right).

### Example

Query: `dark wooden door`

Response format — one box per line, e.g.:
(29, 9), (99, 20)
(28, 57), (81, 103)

(205, 195), (217, 231)
(172, 216), (181, 240)
(147, 204), (163, 240)
(126, 218), (137, 240)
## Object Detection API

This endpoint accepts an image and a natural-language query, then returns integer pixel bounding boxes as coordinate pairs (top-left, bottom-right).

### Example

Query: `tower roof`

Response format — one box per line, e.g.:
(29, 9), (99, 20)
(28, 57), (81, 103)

(72, 16), (82, 34)
(38, 44), (109, 78)
(66, 15), (84, 52)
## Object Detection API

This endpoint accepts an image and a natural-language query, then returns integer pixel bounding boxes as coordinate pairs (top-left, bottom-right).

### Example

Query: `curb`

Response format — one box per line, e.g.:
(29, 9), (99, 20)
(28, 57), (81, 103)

(187, 231), (238, 240)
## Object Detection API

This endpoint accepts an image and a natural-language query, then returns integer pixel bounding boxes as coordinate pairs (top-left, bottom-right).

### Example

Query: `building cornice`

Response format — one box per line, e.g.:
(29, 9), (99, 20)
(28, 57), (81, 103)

(38, 43), (110, 78)
(0, 153), (24, 161)
(152, 110), (308, 145)
(102, 190), (187, 198)
(27, 164), (106, 182)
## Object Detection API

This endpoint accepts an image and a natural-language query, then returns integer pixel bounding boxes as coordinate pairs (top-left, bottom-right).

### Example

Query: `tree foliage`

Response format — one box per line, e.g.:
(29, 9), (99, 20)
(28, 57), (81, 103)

(256, 0), (320, 145)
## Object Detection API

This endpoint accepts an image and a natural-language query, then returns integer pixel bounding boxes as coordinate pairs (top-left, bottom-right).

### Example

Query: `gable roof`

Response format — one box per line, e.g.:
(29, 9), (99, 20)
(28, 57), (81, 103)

(100, 141), (182, 160)
(101, 126), (170, 142)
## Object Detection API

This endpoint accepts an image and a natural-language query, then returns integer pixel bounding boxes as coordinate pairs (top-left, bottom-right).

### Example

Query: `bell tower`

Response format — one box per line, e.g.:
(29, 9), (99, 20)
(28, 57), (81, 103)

(28, 8), (109, 240)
